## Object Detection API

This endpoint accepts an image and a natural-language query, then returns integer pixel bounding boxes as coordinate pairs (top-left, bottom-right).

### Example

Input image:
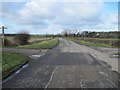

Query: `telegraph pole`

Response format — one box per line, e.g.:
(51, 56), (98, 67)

(0, 26), (7, 46)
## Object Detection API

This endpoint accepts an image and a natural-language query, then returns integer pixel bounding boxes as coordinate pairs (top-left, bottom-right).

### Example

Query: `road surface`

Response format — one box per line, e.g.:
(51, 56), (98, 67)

(2, 38), (119, 88)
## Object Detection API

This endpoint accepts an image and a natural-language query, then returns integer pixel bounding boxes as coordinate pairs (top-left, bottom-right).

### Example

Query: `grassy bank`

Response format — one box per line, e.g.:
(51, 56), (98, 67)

(67, 38), (112, 48)
(2, 51), (28, 79)
(17, 38), (59, 49)
(66, 37), (120, 48)
(5, 36), (51, 43)
(3, 37), (53, 48)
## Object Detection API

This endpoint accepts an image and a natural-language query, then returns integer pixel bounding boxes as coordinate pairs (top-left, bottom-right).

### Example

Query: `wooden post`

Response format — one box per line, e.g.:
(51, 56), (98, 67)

(2, 26), (5, 46)
(0, 26), (7, 46)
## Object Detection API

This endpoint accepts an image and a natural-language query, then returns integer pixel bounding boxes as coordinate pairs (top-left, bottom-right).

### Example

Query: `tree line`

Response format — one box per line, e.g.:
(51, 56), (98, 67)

(61, 29), (120, 39)
(2, 29), (120, 39)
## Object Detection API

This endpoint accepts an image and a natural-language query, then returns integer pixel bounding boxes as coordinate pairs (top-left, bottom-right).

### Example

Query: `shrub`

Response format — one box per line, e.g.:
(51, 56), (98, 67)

(14, 32), (30, 46)
(4, 38), (11, 46)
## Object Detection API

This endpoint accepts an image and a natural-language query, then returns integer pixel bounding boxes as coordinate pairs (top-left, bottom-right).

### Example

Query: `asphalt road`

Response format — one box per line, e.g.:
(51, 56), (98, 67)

(2, 38), (119, 88)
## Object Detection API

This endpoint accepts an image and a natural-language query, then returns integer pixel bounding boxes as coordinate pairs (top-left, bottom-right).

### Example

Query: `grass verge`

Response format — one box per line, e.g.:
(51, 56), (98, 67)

(2, 51), (28, 79)
(67, 38), (111, 48)
(17, 38), (59, 49)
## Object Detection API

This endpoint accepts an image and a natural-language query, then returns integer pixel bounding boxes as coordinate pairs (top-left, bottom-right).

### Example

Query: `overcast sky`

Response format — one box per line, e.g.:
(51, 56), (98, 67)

(0, 0), (118, 34)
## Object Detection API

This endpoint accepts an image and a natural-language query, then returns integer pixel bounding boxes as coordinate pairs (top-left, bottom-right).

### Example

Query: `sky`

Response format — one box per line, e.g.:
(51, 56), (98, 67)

(0, 0), (118, 34)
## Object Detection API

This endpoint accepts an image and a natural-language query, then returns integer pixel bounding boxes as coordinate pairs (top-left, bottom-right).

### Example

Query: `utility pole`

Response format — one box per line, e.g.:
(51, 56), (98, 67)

(0, 26), (7, 46)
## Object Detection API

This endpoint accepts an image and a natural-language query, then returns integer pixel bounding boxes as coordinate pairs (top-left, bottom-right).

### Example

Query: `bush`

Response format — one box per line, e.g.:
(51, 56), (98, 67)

(14, 32), (30, 46)
(4, 38), (11, 46)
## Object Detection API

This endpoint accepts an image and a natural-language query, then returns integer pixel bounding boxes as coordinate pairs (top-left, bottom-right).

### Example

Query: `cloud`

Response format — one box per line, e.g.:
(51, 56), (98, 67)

(53, 2), (103, 26)
(102, 13), (118, 24)
(0, 1), (118, 34)
(93, 13), (118, 31)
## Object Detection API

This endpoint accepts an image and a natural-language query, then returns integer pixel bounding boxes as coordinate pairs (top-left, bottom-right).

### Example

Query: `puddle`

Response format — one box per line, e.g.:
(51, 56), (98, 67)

(111, 54), (119, 58)
(31, 55), (41, 57)
(112, 55), (119, 57)
(3, 75), (12, 83)
(15, 64), (28, 74)
(3, 64), (28, 83)
(29, 53), (45, 59)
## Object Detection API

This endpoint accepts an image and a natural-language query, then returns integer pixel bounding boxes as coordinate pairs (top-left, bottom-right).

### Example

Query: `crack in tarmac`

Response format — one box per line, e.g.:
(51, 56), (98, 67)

(45, 67), (58, 89)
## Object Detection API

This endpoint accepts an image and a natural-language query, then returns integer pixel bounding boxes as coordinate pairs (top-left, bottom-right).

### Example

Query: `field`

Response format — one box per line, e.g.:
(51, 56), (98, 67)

(66, 37), (119, 48)
(2, 51), (28, 79)
(5, 36), (52, 44)
(17, 38), (58, 49)
(3, 36), (59, 49)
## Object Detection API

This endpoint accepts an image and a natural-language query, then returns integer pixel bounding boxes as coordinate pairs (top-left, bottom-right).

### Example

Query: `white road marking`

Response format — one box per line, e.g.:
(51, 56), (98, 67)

(45, 67), (57, 89)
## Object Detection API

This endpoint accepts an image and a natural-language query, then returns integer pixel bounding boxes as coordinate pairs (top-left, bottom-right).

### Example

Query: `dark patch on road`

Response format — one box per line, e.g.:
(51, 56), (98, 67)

(39, 52), (103, 66)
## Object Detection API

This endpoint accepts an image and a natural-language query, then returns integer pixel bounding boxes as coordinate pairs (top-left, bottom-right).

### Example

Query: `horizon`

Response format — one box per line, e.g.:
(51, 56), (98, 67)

(2, 30), (119, 35)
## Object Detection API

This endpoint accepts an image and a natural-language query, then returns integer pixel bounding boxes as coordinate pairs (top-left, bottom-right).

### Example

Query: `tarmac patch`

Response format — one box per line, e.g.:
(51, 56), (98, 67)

(80, 79), (117, 88)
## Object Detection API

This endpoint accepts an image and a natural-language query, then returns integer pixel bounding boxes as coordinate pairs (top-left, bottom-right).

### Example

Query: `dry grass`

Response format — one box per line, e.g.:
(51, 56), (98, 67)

(5, 36), (14, 42)
(29, 37), (51, 43)
(5, 36), (51, 44)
